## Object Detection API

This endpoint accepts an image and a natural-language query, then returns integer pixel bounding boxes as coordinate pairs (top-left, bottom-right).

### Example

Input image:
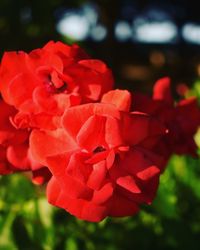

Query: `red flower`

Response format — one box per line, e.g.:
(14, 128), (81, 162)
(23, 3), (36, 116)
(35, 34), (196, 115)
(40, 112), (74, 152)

(0, 41), (114, 129)
(132, 77), (200, 164)
(30, 90), (166, 222)
(0, 99), (51, 184)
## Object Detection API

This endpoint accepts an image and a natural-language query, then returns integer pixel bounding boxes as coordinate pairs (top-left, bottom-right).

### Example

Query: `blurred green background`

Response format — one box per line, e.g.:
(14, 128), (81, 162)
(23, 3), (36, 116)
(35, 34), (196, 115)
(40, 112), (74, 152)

(1, 0), (200, 249)
(1, 148), (200, 250)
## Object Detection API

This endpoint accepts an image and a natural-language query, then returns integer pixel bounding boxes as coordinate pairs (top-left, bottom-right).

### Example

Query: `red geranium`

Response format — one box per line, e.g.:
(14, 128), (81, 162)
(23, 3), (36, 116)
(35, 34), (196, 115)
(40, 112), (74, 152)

(132, 77), (200, 166)
(0, 41), (114, 129)
(0, 98), (51, 184)
(1, 39), (199, 222)
(30, 90), (166, 222)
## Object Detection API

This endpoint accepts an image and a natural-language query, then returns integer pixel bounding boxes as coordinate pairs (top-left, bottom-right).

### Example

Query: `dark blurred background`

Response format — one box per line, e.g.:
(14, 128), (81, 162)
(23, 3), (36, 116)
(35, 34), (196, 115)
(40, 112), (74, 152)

(1, 0), (200, 93)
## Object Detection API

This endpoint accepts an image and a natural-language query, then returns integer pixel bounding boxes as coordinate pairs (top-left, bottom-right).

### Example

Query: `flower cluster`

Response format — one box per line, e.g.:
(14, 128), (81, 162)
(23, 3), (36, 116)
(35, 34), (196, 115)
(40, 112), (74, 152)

(132, 77), (200, 169)
(0, 41), (199, 222)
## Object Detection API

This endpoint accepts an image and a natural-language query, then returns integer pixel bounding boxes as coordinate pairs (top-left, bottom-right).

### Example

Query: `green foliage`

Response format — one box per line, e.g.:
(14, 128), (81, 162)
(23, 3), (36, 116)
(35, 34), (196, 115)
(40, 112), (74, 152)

(0, 155), (200, 250)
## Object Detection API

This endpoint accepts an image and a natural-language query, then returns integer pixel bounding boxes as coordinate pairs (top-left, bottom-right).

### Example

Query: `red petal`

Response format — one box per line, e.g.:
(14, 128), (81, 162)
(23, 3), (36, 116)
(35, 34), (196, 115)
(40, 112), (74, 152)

(30, 129), (77, 165)
(79, 59), (110, 74)
(86, 150), (109, 165)
(92, 182), (114, 204)
(62, 103), (120, 139)
(54, 93), (81, 115)
(32, 86), (57, 113)
(0, 146), (13, 174)
(32, 167), (52, 185)
(49, 169), (93, 200)
(153, 77), (173, 104)
(122, 112), (150, 145)
(77, 115), (106, 151)
(77, 59), (114, 101)
(47, 177), (107, 222)
(105, 116), (123, 147)
(66, 152), (92, 183)
(137, 166), (160, 181)
(122, 112), (166, 147)
(116, 148), (157, 177)
(43, 41), (89, 61)
(116, 176), (141, 194)
(6, 144), (30, 170)
(8, 73), (38, 108)
(47, 154), (92, 200)
(108, 194), (139, 217)
(0, 51), (27, 105)
(87, 161), (107, 190)
(46, 176), (62, 205)
(46, 154), (70, 177)
(106, 149), (115, 169)
(101, 89), (131, 111)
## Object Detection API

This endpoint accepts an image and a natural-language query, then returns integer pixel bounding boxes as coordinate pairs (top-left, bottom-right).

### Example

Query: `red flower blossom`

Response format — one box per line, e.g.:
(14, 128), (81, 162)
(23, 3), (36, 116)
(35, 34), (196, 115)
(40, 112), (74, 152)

(132, 77), (200, 165)
(0, 41), (114, 129)
(30, 90), (166, 222)
(0, 99), (51, 184)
